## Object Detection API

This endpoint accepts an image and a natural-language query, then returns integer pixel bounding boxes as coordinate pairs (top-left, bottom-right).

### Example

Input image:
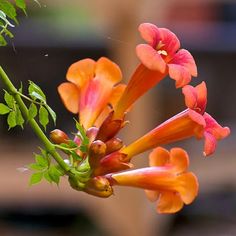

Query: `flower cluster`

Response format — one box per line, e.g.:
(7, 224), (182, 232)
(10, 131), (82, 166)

(53, 23), (230, 214)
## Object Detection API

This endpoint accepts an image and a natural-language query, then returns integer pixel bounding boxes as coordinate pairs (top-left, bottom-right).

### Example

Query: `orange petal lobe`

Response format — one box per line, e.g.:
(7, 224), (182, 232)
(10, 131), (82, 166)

(145, 190), (159, 202)
(176, 172), (199, 204)
(149, 147), (170, 167)
(66, 58), (96, 88)
(157, 191), (184, 214)
(58, 82), (80, 114)
(169, 148), (189, 173)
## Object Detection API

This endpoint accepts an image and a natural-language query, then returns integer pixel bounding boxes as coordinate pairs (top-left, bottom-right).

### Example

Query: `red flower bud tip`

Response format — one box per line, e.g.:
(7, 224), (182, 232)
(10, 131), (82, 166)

(86, 127), (99, 143)
(74, 136), (81, 146)
(50, 129), (69, 144)
(96, 112), (123, 142)
(105, 137), (124, 154)
(84, 176), (113, 198)
(89, 140), (106, 168)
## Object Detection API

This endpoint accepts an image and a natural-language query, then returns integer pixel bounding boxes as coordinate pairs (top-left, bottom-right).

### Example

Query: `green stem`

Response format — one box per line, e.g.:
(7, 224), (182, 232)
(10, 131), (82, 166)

(18, 92), (43, 105)
(0, 66), (70, 173)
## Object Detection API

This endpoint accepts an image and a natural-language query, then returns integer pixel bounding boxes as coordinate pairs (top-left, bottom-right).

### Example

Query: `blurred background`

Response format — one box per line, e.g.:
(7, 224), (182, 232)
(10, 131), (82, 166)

(0, 0), (235, 235)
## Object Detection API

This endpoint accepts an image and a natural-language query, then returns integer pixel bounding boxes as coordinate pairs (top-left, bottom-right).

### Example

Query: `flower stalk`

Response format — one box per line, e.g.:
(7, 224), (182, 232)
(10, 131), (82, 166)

(0, 66), (70, 173)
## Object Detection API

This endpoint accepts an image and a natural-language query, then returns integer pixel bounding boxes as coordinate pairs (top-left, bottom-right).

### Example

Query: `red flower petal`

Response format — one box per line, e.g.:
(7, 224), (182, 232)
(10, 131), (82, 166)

(170, 49), (197, 76)
(159, 28), (180, 57)
(138, 23), (160, 47)
(136, 44), (166, 73)
(182, 82), (207, 113)
(168, 63), (192, 88)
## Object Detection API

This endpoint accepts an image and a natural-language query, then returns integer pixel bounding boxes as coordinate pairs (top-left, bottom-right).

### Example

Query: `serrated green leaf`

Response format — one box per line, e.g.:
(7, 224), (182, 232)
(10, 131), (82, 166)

(0, 103), (11, 114)
(7, 110), (16, 129)
(28, 81), (46, 100)
(45, 104), (56, 125)
(48, 166), (61, 184)
(39, 106), (49, 130)
(15, 0), (26, 15)
(44, 172), (52, 183)
(0, 0), (18, 23)
(0, 34), (7, 46)
(4, 91), (14, 108)
(29, 172), (43, 186)
(35, 154), (48, 167)
(28, 103), (37, 120)
(16, 105), (24, 128)
(28, 163), (45, 171)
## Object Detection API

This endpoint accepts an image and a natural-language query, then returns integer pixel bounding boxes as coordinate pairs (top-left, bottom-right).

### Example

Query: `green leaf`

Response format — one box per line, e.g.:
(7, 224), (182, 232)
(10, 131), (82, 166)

(48, 166), (61, 184)
(29, 172), (43, 186)
(0, 0), (18, 23)
(7, 110), (16, 129)
(71, 151), (82, 161)
(30, 91), (46, 103)
(28, 103), (37, 120)
(16, 105), (24, 128)
(0, 34), (7, 46)
(0, 103), (11, 114)
(74, 119), (89, 145)
(35, 154), (48, 167)
(28, 81), (46, 101)
(4, 91), (14, 108)
(44, 172), (52, 183)
(28, 163), (45, 171)
(15, 0), (26, 15)
(39, 106), (48, 130)
(45, 104), (56, 125)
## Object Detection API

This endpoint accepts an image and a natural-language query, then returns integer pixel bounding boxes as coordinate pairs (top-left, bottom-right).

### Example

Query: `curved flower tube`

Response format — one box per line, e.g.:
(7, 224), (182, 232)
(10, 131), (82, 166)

(107, 147), (198, 213)
(122, 82), (230, 158)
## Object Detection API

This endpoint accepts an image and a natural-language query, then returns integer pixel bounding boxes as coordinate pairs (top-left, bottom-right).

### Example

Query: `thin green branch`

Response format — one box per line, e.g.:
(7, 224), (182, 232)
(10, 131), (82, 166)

(0, 66), (71, 174)
(17, 92), (43, 105)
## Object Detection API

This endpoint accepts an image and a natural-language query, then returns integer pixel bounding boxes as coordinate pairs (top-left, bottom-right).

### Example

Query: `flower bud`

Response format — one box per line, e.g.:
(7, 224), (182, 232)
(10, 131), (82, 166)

(89, 140), (106, 168)
(86, 127), (99, 143)
(83, 176), (113, 198)
(105, 137), (124, 154)
(96, 112), (123, 142)
(50, 129), (69, 144)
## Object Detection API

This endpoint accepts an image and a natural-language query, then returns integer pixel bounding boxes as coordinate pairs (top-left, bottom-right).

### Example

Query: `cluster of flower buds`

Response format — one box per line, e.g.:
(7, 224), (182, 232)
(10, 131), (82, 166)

(51, 23), (230, 214)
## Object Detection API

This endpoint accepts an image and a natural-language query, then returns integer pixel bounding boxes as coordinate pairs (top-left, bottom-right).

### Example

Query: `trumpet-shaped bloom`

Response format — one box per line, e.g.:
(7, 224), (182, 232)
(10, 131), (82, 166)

(107, 147), (198, 213)
(113, 23), (197, 119)
(136, 23), (197, 87)
(121, 82), (230, 158)
(58, 57), (123, 129)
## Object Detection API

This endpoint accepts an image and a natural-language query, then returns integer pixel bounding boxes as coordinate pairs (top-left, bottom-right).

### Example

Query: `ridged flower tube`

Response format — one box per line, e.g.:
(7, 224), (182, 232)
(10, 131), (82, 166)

(107, 147), (198, 213)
